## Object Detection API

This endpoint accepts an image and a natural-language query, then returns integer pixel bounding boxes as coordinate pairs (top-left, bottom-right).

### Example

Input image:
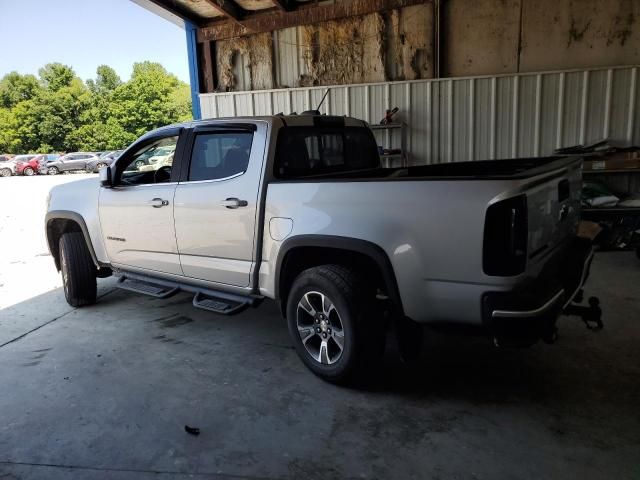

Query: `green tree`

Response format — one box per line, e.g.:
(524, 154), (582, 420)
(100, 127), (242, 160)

(107, 62), (191, 138)
(0, 72), (41, 108)
(38, 63), (75, 92)
(87, 65), (122, 94)
(0, 61), (191, 154)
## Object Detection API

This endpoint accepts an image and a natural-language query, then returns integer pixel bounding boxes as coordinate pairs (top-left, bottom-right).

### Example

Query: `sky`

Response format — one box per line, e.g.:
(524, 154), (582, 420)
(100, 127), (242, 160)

(0, 0), (190, 84)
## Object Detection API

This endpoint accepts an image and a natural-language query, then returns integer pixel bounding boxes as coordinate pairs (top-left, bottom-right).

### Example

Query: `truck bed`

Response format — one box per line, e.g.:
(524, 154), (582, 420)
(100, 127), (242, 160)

(287, 156), (579, 181)
(264, 154), (583, 325)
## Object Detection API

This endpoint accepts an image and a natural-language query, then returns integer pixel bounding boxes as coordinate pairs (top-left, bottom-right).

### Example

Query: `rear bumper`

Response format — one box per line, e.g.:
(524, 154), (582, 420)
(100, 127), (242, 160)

(482, 237), (594, 342)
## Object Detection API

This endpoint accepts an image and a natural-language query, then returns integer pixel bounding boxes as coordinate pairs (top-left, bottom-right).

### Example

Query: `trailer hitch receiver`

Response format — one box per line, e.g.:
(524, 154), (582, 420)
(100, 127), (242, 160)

(563, 290), (603, 331)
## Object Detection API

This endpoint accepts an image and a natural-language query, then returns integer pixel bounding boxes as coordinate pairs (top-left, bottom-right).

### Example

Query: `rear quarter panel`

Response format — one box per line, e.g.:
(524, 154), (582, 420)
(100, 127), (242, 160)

(261, 179), (519, 324)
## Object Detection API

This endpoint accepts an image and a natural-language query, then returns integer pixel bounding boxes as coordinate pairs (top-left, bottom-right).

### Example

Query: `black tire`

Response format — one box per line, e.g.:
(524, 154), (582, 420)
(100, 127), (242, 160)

(286, 265), (384, 383)
(59, 232), (97, 307)
(0, 168), (11, 177)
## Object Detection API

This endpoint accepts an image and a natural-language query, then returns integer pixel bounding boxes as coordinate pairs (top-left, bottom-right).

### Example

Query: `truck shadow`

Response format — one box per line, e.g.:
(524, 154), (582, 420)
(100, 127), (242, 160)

(2, 276), (638, 413)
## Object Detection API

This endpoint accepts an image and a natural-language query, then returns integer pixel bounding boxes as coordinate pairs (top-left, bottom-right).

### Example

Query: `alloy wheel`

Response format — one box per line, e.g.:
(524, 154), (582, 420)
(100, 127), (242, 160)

(296, 291), (345, 365)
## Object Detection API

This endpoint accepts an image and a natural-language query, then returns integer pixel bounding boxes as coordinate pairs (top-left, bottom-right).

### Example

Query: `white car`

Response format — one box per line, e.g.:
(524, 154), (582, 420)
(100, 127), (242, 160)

(44, 114), (595, 383)
(0, 157), (16, 177)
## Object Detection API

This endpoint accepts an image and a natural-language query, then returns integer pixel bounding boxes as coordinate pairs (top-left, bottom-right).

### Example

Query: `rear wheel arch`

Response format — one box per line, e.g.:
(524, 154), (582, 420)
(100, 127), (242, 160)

(275, 235), (403, 318)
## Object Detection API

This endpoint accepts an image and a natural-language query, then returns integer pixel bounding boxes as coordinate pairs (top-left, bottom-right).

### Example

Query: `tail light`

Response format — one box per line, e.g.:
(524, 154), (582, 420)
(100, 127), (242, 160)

(483, 194), (528, 276)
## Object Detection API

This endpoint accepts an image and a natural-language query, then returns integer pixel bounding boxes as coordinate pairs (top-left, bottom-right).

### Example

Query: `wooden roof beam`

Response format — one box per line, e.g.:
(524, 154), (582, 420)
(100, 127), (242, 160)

(203, 0), (246, 22)
(198, 0), (428, 42)
(139, 0), (205, 25)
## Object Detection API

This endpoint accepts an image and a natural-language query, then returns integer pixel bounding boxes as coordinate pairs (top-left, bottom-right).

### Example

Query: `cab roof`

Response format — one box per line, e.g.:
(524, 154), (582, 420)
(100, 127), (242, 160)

(163, 115), (367, 131)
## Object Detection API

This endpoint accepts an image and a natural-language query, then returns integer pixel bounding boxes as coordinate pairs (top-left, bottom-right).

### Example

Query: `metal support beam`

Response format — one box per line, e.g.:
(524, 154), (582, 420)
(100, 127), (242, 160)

(203, 0), (246, 22)
(198, 0), (428, 42)
(433, 0), (441, 78)
(185, 21), (202, 119)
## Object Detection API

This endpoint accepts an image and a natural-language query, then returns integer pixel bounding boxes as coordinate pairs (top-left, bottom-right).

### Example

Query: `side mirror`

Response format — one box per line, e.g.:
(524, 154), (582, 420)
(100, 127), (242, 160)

(99, 166), (113, 188)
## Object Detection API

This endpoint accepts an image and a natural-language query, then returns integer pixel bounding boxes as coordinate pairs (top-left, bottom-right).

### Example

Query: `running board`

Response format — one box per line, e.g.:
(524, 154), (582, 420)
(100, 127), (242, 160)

(117, 276), (179, 298)
(115, 271), (262, 315)
(192, 292), (249, 315)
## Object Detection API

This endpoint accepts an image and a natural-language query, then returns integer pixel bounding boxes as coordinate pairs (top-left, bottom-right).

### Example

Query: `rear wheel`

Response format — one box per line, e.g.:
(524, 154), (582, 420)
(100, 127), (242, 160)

(47, 166), (59, 175)
(23, 167), (34, 176)
(286, 265), (384, 383)
(0, 168), (11, 177)
(59, 232), (97, 307)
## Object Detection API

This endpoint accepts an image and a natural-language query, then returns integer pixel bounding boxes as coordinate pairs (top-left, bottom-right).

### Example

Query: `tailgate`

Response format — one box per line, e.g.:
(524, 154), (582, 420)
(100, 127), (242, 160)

(525, 159), (582, 261)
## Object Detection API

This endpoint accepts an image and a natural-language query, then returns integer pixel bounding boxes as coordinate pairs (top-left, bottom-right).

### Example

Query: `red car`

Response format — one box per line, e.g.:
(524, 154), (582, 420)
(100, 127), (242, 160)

(14, 154), (42, 176)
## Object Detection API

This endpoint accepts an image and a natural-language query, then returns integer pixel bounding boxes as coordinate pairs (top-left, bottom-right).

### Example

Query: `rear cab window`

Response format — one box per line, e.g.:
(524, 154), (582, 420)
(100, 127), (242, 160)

(274, 126), (380, 179)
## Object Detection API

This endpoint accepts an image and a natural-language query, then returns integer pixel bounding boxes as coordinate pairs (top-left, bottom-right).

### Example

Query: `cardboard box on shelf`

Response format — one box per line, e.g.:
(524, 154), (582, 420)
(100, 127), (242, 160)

(577, 221), (603, 241)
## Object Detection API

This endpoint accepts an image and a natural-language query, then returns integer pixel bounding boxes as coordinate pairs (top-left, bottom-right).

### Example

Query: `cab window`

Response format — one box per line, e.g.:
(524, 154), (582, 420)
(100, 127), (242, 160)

(119, 136), (178, 186)
(188, 132), (253, 182)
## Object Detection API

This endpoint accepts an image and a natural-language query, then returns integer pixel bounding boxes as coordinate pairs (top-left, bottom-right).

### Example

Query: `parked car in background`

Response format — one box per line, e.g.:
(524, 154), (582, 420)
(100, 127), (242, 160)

(0, 155), (16, 177)
(40, 152), (99, 175)
(85, 150), (123, 173)
(15, 154), (43, 176)
(128, 145), (175, 170)
(42, 154), (61, 163)
(12, 154), (38, 175)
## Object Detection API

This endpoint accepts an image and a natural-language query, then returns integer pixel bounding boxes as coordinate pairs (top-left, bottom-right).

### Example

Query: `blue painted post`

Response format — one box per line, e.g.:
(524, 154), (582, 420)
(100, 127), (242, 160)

(185, 20), (202, 120)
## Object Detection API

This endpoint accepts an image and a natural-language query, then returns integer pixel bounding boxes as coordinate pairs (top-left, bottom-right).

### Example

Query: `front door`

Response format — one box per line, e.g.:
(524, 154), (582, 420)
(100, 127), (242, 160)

(99, 133), (183, 275)
(173, 123), (266, 287)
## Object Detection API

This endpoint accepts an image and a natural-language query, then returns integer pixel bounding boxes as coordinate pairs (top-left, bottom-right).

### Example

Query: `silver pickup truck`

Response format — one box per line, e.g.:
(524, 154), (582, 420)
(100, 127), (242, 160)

(45, 114), (593, 382)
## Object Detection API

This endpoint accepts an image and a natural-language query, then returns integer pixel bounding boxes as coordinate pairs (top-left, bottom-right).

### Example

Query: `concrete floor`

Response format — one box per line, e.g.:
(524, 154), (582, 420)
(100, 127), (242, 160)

(0, 174), (639, 479)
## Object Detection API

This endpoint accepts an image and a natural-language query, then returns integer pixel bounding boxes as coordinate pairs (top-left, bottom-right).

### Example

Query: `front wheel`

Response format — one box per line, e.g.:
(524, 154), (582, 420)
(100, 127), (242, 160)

(23, 167), (34, 176)
(59, 232), (97, 307)
(0, 168), (11, 177)
(47, 166), (59, 175)
(286, 265), (384, 383)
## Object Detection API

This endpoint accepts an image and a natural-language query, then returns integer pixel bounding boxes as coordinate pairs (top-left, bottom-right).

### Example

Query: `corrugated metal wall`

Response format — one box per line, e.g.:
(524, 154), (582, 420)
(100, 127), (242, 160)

(200, 65), (640, 165)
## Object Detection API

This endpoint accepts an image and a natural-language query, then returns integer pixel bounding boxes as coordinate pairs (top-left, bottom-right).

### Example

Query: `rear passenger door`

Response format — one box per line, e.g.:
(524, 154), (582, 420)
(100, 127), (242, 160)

(173, 122), (267, 288)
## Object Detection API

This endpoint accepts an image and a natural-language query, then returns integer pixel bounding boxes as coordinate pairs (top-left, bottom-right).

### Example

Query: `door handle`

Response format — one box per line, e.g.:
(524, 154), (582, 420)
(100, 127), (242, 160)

(149, 198), (169, 208)
(221, 197), (248, 209)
